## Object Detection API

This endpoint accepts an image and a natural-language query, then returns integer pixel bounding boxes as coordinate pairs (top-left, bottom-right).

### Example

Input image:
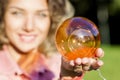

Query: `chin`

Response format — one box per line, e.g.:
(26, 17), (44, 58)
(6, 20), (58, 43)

(17, 45), (37, 53)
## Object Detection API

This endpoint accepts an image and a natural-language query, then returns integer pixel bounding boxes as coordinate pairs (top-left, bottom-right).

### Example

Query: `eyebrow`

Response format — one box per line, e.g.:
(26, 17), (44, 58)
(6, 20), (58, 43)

(7, 7), (24, 11)
(7, 7), (49, 12)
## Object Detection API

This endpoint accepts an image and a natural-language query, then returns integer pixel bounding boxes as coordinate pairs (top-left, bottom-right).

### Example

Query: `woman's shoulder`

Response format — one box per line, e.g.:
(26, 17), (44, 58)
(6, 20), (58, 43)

(0, 46), (23, 75)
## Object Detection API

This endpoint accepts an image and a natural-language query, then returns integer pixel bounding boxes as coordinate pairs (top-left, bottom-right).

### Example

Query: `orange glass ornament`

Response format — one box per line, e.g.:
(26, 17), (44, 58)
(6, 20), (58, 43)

(55, 17), (100, 61)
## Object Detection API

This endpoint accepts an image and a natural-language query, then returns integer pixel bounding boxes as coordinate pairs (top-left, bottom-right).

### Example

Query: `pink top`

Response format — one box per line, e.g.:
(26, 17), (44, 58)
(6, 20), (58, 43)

(0, 46), (27, 79)
(0, 45), (83, 80)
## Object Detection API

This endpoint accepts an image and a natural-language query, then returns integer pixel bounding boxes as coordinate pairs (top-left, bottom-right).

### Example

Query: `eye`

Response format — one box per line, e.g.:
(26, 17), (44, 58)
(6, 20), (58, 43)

(11, 11), (23, 16)
(37, 12), (49, 18)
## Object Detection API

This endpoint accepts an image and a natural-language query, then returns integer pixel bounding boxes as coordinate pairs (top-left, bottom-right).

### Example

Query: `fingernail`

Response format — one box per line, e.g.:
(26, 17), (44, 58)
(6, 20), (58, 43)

(70, 60), (75, 66)
(98, 60), (104, 66)
(82, 57), (89, 64)
(75, 58), (81, 65)
(96, 48), (104, 58)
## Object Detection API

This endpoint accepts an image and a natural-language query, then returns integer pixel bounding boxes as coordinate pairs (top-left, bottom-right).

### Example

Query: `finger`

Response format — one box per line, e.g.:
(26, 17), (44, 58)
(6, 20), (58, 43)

(62, 58), (74, 70)
(75, 58), (82, 65)
(91, 60), (104, 70)
(81, 57), (89, 65)
(73, 65), (83, 73)
(89, 58), (96, 64)
(95, 48), (104, 58)
(70, 58), (83, 73)
(81, 58), (92, 71)
(69, 60), (75, 66)
(97, 60), (104, 67)
(82, 58), (94, 71)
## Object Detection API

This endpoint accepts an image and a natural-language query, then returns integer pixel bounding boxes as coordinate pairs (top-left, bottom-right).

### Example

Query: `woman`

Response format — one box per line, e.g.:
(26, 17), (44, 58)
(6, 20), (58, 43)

(0, 0), (104, 80)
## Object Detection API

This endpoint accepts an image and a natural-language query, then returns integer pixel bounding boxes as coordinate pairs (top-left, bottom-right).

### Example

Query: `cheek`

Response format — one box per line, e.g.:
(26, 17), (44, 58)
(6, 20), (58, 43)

(4, 14), (24, 30)
(4, 21), (15, 33)
(37, 19), (51, 34)
(4, 22), (18, 37)
(4, 25), (17, 43)
(4, 17), (23, 41)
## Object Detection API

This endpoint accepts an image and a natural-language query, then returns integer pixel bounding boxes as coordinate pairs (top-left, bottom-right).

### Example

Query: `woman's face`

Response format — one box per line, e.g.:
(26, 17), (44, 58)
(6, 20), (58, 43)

(4, 0), (50, 53)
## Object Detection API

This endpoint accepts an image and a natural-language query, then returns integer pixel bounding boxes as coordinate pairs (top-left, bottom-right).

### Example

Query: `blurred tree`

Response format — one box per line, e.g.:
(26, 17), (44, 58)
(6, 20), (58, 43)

(96, 0), (111, 44)
(108, 0), (120, 44)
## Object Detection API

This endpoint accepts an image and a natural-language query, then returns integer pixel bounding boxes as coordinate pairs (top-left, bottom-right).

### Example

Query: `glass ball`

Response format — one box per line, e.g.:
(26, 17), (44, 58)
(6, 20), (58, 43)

(55, 17), (100, 61)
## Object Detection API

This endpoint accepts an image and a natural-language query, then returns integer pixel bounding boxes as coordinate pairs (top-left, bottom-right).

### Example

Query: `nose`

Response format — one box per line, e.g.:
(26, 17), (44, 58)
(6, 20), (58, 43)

(24, 15), (34, 32)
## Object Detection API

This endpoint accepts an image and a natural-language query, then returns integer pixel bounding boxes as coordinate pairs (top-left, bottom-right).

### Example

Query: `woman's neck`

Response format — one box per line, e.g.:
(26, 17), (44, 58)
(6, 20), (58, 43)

(7, 44), (21, 62)
(7, 44), (38, 61)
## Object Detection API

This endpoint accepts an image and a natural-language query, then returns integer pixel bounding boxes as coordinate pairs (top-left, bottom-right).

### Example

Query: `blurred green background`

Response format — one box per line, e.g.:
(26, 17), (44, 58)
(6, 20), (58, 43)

(84, 44), (120, 80)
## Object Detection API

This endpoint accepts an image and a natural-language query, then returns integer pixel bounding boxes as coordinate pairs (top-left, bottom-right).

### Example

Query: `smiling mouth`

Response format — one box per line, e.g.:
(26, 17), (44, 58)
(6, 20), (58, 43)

(19, 34), (36, 43)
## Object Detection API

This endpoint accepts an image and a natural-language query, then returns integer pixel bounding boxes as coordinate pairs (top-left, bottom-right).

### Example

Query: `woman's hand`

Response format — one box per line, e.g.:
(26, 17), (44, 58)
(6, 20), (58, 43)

(61, 48), (104, 76)
(69, 48), (104, 73)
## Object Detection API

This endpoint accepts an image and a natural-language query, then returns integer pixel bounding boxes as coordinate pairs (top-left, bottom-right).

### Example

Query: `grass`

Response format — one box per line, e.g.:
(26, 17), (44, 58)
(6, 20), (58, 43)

(83, 44), (120, 80)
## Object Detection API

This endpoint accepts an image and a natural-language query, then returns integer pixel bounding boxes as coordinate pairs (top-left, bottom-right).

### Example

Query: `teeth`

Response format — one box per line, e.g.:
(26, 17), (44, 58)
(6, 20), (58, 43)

(20, 35), (35, 42)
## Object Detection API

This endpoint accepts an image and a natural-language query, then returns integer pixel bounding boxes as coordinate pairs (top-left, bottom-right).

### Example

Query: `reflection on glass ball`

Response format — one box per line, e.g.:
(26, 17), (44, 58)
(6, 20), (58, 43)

(55, 17), (100, 61)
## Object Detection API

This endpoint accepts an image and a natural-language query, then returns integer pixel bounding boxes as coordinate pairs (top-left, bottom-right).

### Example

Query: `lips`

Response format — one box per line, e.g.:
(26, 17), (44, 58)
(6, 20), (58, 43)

(19, 34), (37, 43)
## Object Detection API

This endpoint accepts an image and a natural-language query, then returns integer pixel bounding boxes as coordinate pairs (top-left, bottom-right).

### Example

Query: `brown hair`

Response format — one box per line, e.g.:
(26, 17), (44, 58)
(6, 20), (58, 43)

(0, 0), (9, 48)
